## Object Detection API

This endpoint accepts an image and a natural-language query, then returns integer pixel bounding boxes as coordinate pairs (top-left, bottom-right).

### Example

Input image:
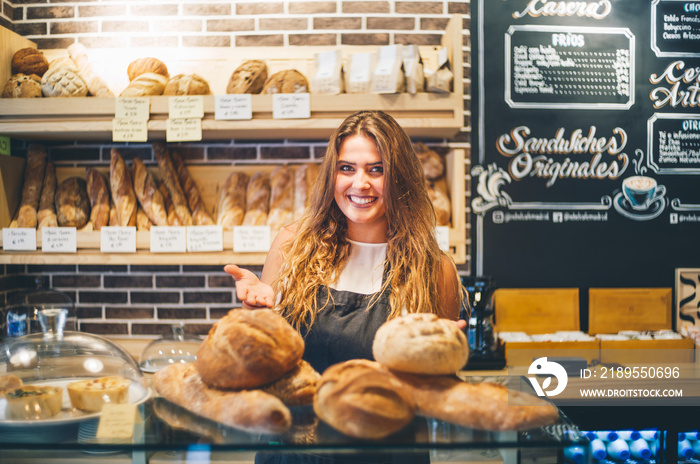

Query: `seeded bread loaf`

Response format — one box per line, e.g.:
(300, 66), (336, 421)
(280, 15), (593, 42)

(2, 73), (42, 98)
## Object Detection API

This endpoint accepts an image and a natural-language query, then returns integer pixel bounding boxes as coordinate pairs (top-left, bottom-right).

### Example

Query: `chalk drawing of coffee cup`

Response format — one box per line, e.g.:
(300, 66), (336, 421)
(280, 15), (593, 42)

(622, 175), (665, 211)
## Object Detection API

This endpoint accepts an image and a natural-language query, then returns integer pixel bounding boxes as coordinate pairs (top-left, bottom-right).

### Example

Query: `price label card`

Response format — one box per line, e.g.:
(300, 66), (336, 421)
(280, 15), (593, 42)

(272, 93), (310, 119)
(166, 118), (202, 142)
(96, 403), (137, 440)
(115, 97), (150, 120)
(215, 94), (253, 120)
(2, 228), (36, 251)
(233, 226), (271, 252)
(186, 225), (223, 252)
(42, 227), (77, 253)
(435, 226), (450, 252)
(169, 96), (204, 119)
(112, 118), (148, 142)
(150, 226), (187, 253)
(101, 227), (137, 253)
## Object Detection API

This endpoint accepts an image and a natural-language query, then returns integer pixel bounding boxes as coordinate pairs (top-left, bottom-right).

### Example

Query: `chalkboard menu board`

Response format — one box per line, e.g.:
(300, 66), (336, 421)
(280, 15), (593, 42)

(470, 0), (700, 294)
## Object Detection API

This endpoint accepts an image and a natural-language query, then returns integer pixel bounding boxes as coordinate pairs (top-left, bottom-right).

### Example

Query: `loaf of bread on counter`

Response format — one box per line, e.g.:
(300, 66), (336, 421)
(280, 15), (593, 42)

(109, 148), (137, 227)
(36, 161), (58, 229)
(16, 144), (47, 228)
(55, 177), (91, 228)
(260, 359), (320, 407)
(86, 167), (111, 230)
(131, 157), (168, 226)
(266, 166), (294, 232)
(242, 172), (270, 225)
(217, 172), (248, 229)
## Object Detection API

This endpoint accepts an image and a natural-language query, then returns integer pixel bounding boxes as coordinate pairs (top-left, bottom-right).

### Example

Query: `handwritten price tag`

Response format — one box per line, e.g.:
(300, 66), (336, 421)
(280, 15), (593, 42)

(166, 118), (202, 142)
(96, 403), (137, 440)
(186, 225), (223, 252)
(169, 96), (204, 119)
(233, 226), (271, 252)
(41, 227), (77, 253)
(215, 94), (253, 120)
(115, 97), (150, 120)
(150, 226), (187, 253)
(272, 93), (310, 119)
(100, 227), (137, 253)
(2, 228), (36, 251)
(112, 118), (148, 142)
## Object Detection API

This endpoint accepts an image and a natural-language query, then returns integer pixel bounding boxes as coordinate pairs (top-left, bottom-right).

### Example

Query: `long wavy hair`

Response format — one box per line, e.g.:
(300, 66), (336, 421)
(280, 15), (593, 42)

(273, 110), (454, 331)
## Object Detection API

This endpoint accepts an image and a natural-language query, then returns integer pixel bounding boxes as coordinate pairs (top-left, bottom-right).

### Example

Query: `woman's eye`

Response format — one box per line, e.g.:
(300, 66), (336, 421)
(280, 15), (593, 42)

(339, 164), (353, 172)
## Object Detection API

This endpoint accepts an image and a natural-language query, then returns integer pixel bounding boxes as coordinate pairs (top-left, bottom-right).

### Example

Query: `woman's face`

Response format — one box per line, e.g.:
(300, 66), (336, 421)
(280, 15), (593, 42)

(334, 134), (388, 242)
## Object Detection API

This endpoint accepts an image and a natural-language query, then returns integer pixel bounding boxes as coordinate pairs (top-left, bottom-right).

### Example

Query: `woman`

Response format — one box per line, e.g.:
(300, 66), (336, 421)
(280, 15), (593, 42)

(225, 110), (467, 463)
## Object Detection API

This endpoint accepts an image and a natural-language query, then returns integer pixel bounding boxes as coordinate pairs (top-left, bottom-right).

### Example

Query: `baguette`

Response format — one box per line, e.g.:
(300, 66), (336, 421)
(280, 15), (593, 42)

(170, 150), (214, 225)
(153, 143), (193, 226)
(132, 157), (168, 226)
(159, 183), (181, 226)
(16, 144), (47, 228)
(242, 172), (270, 226)
(67, 43), (114, 97)
(293, 164), (318, 221)
(136, 206), (152, 231)
(37, 161), (58, 229)
(217, 172), (248, 229)
(266, 166), (294, 231)
(109, 148), (137, 227)
(85, 167), (111, 230)
(153, 362), (292, 435)
(392, 372), (560, 431)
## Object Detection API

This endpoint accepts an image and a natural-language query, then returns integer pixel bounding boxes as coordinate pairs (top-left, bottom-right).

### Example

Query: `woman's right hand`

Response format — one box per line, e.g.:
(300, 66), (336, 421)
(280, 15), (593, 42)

(224, 264), (275, 309)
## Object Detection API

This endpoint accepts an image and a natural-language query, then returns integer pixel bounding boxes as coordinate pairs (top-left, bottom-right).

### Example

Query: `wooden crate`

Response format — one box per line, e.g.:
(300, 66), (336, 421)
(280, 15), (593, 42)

(589, 288), (695, 364)
(493, 288), (601, 366)
(0, 150), (466, 265)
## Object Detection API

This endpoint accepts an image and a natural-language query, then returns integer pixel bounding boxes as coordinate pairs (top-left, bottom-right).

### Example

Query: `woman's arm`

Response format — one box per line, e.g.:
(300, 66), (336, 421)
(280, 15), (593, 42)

(438, 254), (465, 328)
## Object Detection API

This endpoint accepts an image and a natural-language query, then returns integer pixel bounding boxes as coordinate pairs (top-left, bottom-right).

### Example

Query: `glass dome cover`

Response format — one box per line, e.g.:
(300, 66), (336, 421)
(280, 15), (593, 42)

(139, 324), (202, 374)
(0, 305), (149, 425)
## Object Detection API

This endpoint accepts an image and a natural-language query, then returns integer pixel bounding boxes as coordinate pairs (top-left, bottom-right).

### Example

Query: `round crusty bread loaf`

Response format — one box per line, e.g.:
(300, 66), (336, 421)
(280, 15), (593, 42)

(372, 313), (469, 375)
(2, 73), (42, 98)
(119, 72), (169, 97)
(313, 359), (415, 440)
(163, 73), (211, 95)
(41, 66), (88, 97)
(196, 308), (304, 390)
(11, 48), (49, 77)
(127, 57), (169, 81)
(227, 60), (268, 94)
(262, 69), (309, 94)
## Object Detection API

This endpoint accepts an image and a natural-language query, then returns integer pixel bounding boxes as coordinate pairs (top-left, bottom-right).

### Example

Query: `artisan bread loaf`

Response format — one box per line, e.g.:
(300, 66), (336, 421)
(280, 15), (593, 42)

(427, 180), (451, 226)
(313, 359), (416, 439)
(11, 48), (49, 77)
(86, 167), (111, 230)
(127, 57), (169, 81)
(153, 143), (193, 226)
(266, 166), (294, 231)
(132, 158), (168, 226)
(217, 172), (248, 229)
(373, 313), (468, 375)
(170, 150), (214, 225)
(392, 372), (560, 431)
(154, 362), (292, 434)
(37, 161), (58, 228)
(55, 177), (91, 228)
(293, 163), (318, 221)
(227, 60), (268, 94)
(16, 144), (47, 228)
(164, 73), (211, 96)
(413, 142), (444, 180)
(242, 172), (270, 225)
(120, 72), (168, 97)
(41, 66), (88, 97)
(262, 69), (309, 94)
(67, 43), (114, 97)
(196, 308), (304, 390)
(109, 148), (137, 227)
(260, 360), (320, 406)
(136, 206), (152, 230)
(2, 73), (42, 98)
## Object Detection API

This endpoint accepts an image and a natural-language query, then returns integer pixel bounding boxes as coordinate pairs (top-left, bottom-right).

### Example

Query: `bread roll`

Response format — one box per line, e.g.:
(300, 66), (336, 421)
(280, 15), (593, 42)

(293, 163), (318, 221)
(2, 73), (42, 98)
(266, 166), (294, 231)
(154, 362), (292, 435)
(170, 150), (214, 225)
(11, 48), (49, 77)
(262, 69), (309, 94)
(227, 60), (268, 94)
(37, 161), (58, 228)
(55, 177), (91, 228)
(164, 73), (211, 96)
(392, 372), (560, 431)
(131, 157), (168, 226)
(242, 172), (270, 225)
(196, 308), (304, 390)
(109, 148), (137, 227)
(313, 359), (416, 439)
(127, 57), (169, 81)
(373, 313), (468, 375)
(427, 180), (450, 226)
(16, 144), (47, 228)
(119, 72), (168, 97)
(217, 172), (248, 229)
(41, 66), (88, 97)
(86, 167), (111, 230)
(414, 142), (444, 180)
(260, 360), (320, 407)
(67, 42), (114, 97)
(153, 143), (193, 226)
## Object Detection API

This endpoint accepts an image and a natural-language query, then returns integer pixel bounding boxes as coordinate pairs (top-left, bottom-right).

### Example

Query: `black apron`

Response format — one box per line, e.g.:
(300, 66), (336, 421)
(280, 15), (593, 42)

(255, 285), (430, 464)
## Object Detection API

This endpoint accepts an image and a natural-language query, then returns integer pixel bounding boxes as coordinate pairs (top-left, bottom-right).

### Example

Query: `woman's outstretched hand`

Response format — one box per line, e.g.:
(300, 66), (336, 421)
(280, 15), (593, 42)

(224, 264), (275, 309)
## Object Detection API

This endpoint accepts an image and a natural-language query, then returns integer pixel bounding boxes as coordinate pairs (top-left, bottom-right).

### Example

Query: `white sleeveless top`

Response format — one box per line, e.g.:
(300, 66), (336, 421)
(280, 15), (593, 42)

(330, 239), (388, 295)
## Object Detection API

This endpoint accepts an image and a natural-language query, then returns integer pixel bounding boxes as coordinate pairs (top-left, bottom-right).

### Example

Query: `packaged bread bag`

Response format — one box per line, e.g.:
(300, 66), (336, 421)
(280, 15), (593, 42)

(370, 44), (404, 94)
(402, 45), (425, 95)
(424, 47), (453, 93)
(311, 50), (343, 95)
(344, 52), (377, 94)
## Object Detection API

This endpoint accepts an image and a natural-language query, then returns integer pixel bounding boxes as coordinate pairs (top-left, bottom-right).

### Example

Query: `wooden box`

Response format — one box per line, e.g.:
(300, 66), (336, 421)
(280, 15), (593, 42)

(589, 288), (695, 364)
(493, 288), (600, 366)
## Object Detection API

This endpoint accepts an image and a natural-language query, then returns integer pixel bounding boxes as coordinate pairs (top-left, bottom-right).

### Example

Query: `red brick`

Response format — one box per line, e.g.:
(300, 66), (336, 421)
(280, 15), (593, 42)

(313, 16), (361, 30)
(289, 2), (336, 14)
(78, 5), (125, 17)
(236, 34), (284, 47)
(27, 6), (75, 20)
(342, 1), (390, 13)
(102, 20), (149, 33)
(207, 18), (255, 32)
(260, 17), (309, 30)
(395, 2), (445, 14)
(341, 32), (389, 46)
(367, 16), (415, 30)
(289, 33), (337, 46)
(236, 2), (283, 15)
(183, 3), (232, 16)
(130, 4), (179, 16)
(50, 20), (98, 34)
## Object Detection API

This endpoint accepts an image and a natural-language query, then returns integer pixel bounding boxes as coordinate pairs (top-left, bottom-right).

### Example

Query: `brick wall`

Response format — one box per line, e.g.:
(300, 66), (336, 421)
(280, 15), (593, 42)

(0, 0), (471, 340)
